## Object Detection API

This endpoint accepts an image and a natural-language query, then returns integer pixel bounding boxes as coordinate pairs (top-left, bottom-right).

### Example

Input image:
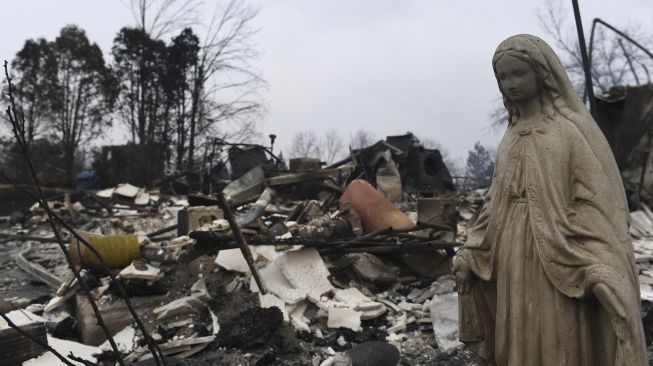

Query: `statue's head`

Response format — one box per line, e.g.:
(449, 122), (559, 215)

(492, 35), (562, 123)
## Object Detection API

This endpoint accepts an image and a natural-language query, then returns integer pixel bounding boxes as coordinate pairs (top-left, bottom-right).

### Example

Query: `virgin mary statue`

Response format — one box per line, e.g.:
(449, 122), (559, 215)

(453, 34), (647, 365)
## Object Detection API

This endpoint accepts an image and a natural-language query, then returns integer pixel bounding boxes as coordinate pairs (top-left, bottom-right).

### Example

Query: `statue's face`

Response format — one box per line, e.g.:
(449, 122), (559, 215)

(495, 54), (539, 104)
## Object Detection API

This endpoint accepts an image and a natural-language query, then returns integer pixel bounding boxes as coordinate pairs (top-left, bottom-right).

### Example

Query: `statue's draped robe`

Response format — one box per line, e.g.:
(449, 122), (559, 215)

(459, 113), (647, 366)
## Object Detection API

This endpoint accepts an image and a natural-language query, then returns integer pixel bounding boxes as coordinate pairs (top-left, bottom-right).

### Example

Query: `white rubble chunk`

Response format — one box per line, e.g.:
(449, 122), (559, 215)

(215, 248), (259, 274)
(398, 301), (421, 311)
(71, 201), (84, 211)
(327, 306), (362, 331)
(386, 332), (400, 342)
(96, 188), (115, 199)
(134, 191), (151, 205)
(171, 235), (194, 246)
(376, 298), (402, 313)
(172, 198), (189, 207)
(276, 232), (293, 240)
(114, 183), (141, 198)
(387, 313), (407, 333)
(640, 275), (653, 286)
(211, 219), (230, 231)
(24, 304), (45, 314)
(334, 287), (371, 305)
(100, 324), (136, 353)
(641, 285), (653, 301)
(430, 292), (463, 352)
(422, 299), (431, 312)
(119, 262), (161, 281)
(289, 300), (311, 331)
(251, 259), (306, 305)
(319, 356), (335, 366)
(44, 291), (76, 313)
(360, 304), (387, 320)
(331, 288), (386, 319)
(355, 301), (383, 312)
(337, 335), (348, 347)
(277, 248), (334, 301)
(291, 317), (311, 332)
(210, 310), (220, 335)
(0, 309), (47, 329)
(24, 335), (100, 366)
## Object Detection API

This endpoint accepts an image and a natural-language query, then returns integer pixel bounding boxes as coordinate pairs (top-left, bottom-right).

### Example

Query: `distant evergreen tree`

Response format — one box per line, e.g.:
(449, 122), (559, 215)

(466, 141), (495, 188)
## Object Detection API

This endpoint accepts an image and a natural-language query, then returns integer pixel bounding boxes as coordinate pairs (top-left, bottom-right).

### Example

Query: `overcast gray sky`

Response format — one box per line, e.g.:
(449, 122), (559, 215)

(1, 0), (651, 164)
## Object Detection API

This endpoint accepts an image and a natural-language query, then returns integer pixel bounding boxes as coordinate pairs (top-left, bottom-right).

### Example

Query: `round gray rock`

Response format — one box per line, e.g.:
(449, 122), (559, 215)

(347, 341), (400, 366)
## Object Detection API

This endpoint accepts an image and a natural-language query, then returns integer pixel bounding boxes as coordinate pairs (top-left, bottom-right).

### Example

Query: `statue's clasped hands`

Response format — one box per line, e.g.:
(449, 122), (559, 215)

(453, 256), (474, 294)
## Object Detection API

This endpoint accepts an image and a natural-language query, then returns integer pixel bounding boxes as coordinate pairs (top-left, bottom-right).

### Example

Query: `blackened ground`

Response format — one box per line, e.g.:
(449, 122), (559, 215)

(400, 346), (479, 366)
(217, 307), (284, 349)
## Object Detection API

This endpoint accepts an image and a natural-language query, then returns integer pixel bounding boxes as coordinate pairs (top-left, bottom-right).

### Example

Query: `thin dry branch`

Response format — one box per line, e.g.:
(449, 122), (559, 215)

(128, 0), (199, 38)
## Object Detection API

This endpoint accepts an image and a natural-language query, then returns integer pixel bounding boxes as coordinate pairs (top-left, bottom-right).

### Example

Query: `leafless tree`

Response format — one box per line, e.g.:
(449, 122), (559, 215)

(125, 0), (266, 169)
(288, 129), (346, 164)
(349, 129), (376, 150)
(128, 0), (198, 38)
(538, 0), (653, 95)
(420, 137), (455, 168)
(490, 0), (653, 128)
(288, 129), (321, 160)
(322, 130), (346, 164)
(188, 0), (265, 168)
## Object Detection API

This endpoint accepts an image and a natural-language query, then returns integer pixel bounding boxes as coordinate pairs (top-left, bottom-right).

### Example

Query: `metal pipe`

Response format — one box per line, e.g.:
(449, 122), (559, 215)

(571, 0), (598, 119)
(216, 191), (267, 294)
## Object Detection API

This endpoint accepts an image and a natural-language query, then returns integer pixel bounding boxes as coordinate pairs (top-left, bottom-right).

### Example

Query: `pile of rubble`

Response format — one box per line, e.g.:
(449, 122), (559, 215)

(0, 133), (483, 365)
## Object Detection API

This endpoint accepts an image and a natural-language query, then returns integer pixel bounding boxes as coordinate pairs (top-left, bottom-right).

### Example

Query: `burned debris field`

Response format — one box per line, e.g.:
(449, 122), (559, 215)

(0, 132), (482, 365)
(2, 1), (653, 366)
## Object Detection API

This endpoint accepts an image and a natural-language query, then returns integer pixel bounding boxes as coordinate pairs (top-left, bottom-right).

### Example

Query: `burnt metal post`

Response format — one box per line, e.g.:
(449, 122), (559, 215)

(216, 191), (267, 294)
(571, 0), (598, 120)
(269, 134), (277, 154)
(638, 129), (653, 202)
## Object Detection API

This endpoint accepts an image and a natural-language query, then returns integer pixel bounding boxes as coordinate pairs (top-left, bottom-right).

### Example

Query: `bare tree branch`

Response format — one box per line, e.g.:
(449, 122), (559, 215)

(127, 0), (199, 38)
(349, 129), (376, 150)
(538, 0), (653, 96)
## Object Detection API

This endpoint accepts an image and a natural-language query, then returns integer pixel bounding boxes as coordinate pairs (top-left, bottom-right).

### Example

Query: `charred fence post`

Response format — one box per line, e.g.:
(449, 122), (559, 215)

(215, 191), (267, 295)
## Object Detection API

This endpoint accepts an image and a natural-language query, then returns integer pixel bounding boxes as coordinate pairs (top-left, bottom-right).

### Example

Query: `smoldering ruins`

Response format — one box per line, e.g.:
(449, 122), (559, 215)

(0, 127), (479, 365)
(2, 1), (653, 366)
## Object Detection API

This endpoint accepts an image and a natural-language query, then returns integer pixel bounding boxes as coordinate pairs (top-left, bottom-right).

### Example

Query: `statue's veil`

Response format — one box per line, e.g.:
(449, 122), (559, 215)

(493, 34), (629, 221)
